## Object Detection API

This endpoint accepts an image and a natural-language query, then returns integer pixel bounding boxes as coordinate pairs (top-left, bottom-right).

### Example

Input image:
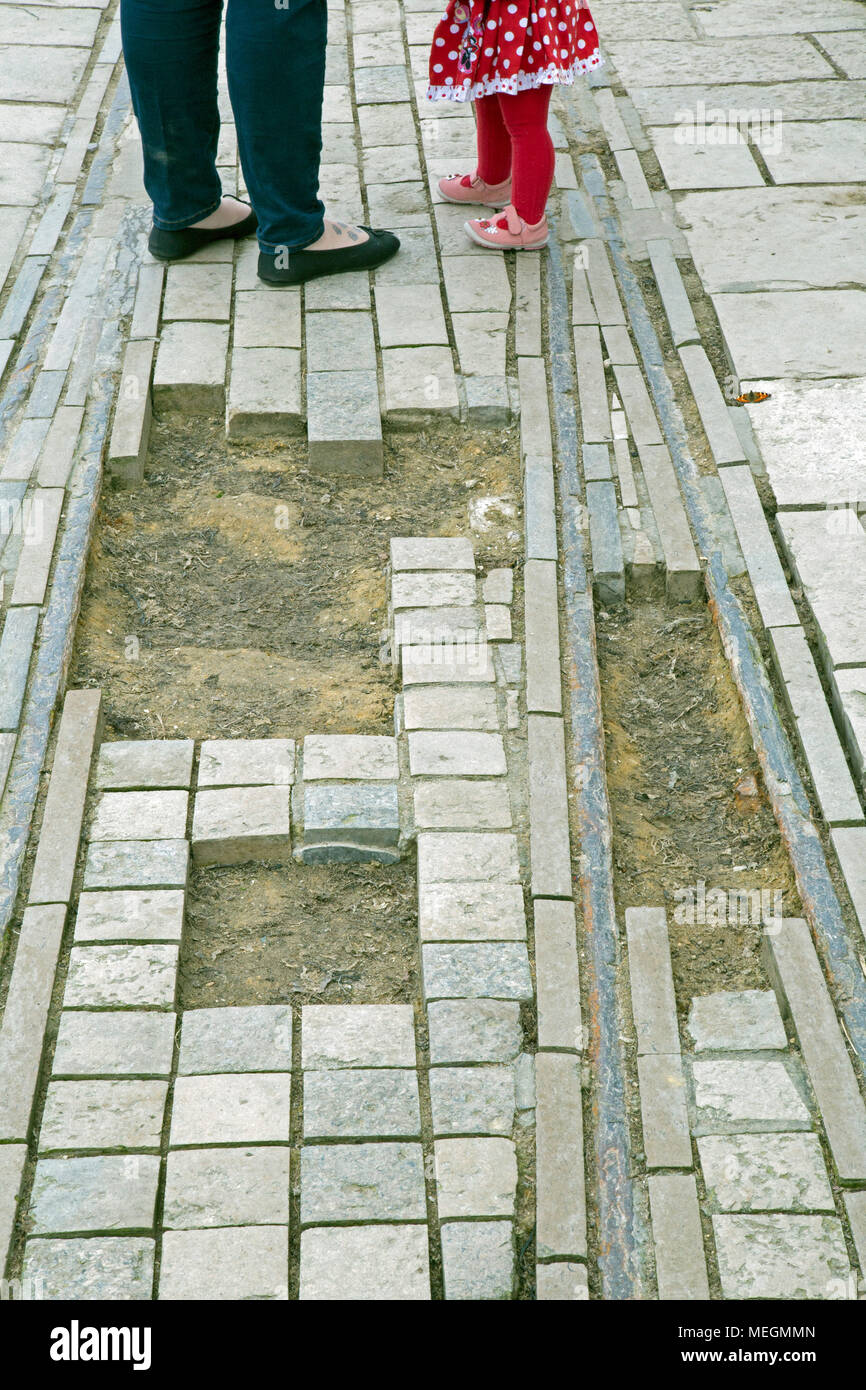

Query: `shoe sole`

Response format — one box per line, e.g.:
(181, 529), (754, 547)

(148, 215), (258, 262)
(439, 189), (511, 208)
(258, 232), (401, 286)
(463, 221), (549, 251)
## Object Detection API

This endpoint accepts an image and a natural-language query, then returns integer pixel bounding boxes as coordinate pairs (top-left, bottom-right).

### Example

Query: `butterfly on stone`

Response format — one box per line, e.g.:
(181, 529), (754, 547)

(734, 390), (772, 404)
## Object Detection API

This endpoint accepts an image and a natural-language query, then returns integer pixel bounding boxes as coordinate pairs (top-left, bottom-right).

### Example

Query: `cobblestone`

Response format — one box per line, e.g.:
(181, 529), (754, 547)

(307, 368), (383, 475)
(413, 779), (512, 831)
(74, 889), (184, 944)
(303, 733), (398, 781)
(64, 944), (178, 1009)
(22, 1236), (155, 1300)
(52, 1011), (175, 1078)
(417, 831), (520, 884)
(440, 1221), (514, 1300)
(392, 570), (477, 610)
(637, 1054), (693, 1169)
(625, 907), (680, 1056)
(303, 1069), (421, 1138)
(191, 786), (291, 865)
(29, 1154), (160, 1235)
(419, 882), (526, 942)
(301, 1004), (416, 1069)
(382, 345), (459, 422)
(0, 905), (68, 1140)
(91, 790), (188, 843)
(536, 1261), (589, 1300)
(153, 321), (228, 413)
(535, 899), (582, 1052)
(713, 1214), (850, 1300)
(226, 347), (302, 439)
(163, 1147), (290, 1228)
(698, 1133), (834, 1213)
(299, 1225), (430, 1301)
(159, 1226), (288, 1300)
(428, 999), (522, 1064)
(300, 1142), (426, 1223)
(96, 739), (194, 790)
(408, 730), (506, 777)
(82, 839), (189, 891)
(691, 1059), (811, 1134)
(170, 1073), (292, 1146)
(524, 560), (562, 714)
(402, 685), (499, 731)
(434, 1137), (517, 1218)
(39, 1079), (168, 1153)
(428, 1066), (515, 1136)
(422, 943), (533, 1002)
(687, 990), (787, 1052)
(178, 1005), (292, 1074)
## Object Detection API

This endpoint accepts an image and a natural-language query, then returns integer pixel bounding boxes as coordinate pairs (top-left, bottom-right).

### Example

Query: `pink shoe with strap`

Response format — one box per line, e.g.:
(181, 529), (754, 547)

(438, 171), (512, 206)
(464, 204), (550, 251)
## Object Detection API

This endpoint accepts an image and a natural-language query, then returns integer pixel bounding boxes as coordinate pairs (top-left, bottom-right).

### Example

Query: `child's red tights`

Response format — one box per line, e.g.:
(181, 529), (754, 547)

(475, 85), (555, 226)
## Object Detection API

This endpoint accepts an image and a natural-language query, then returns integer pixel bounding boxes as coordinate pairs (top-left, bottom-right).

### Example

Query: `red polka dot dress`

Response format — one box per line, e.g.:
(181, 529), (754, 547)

(427, 0), (603, 102)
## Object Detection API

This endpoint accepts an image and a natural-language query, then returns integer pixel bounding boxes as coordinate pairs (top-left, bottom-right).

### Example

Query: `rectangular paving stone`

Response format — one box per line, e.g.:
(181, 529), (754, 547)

(159, 1226), (288, 1300)
(226, 346), (302, 439)
(650, 124), (762, 190)
(831, 826), (866, 940)
(392, 570), (477, 610)
(163, 1146), (290, 1229)
(299, 1225), (430, 1301)
(636, 442), (702, 601)
(428, 999), (522, 1065)
(429, 1066), (515, 1137)
(64, 944), (178, 1010)
(649, 1173), (710, 1301)
(355, 64), (410, 103)
(192, 786), (291, 865)
(0, 605), (38, 730)
(515, 253), (542, 357)
(484, 603), (512, 640)
(96, 738), (193, 790)
(698, 1133), (834, 1214)
(417, 831), (520, 884)
(835, 667), (866, 790)
(686, 989), (787, 1052)
(434, 1137), (516, 1219)
(843, 1191), (866, 1277)
(609, 37), (835, 87)
(375, 283), (448, 347)
(107, 338), (154, 486)
(198, 737), (295, 787)
(393, 606), (485, 657)
(586, 479), (625, 605)
(302, 733), (398, 781)
(679, 343), (747, 465)
(83, 839), (189, 891)
(422, 943), (533, 1002)
(528, 714), (572, 900)
(9, 487), (64, 605)
(646, 237), (700, 346)
(391, 536), (475, 572)
(233, 287), (300, 347)
(382, 345), (459, 423)
(715, 289), (866, 379)
(524, 559), (562, 714)
(442, 255), (511, 315)
(690, 1058), (811, 1135)
(637, 1053), (693, 1169)
(408, 730), (506, 778)
(584, 238), (626, 325)
(0, 1143), (27, 1262)
(91, 790), (188, 843)
(29, 1154), (161, 1235)
(778, 511), (866, 670)
(306, 309), (376, 372)
(518, 356), (554, 457)
(130, 261), (164, 340)
(21, 1235), (155, 1301)
(301, 1003), (415, 1069)
(28, 688), (102, 905)
(178, 1005), (292, 1074)
(303, 1068), (421, 1138)
(713, 1214), (850, 1300)
(419, 882), (526, 942)
(402, 642), (496, 684)
(0, 904), (66, 1140)
(307, 368), (383, 475)
(413, 779), (512, 831)
(402, 685), (499, 732)
(153, 322), (228, 413)
(765, 917), (866, 1181)
(625, 906), (680, 1056)
(525, 454), (558, 561)
(536, 1261), (589, 1300)
(1, 419), (49, 483)
(536, 1053), (586, 1259)
(53, 1011), (175, 1077)
(572, 325), (611, 443)
(74, 890), (184, 944)
(302, 782), (400, 846)
(170, 1073), (292, 1146)
(440, 1220), (514, 1300)
(25, 369), (65, 419)
(39, 1079), (168, 1153)
(535, 899), (583, 1053)
(300, 1142), (425, 1223)
(719, 468), (799, 630)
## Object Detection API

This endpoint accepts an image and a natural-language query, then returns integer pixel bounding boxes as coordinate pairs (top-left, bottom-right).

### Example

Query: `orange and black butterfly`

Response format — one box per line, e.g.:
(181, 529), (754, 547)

(735, 390), (771, 404)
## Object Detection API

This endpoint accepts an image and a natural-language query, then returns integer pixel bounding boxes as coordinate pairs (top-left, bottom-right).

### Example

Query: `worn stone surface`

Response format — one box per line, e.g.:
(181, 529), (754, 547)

(698, 1133), (834, 1213)
(39, 1079), (168, 1153)
(375, 283), (448, 346)
(22, 1236), (155, 1301)
(303, 733), (398, 780)
(690, 1059), (811, 1134)
(402, 643), (495, 684)
(637, 1054), (693, 1169)
(170, 1073), (292, 1146)
(678, 344), (746, 465)
(0, 904), (66, 1140)
(535, 899), (583, 1052)
(747, 377), (866, 509)
(536, 1053), (586, 1259)
(429, 1066), (515, 1136)
(198, 738), (295, 787)
(524, 559), (562, 714)
(303, 1069), (421, 1138)
(178, 1005), (292, 1074)
(417, 831), (520, 884)
(64, 945), (178, 1009)
(719, 467), (799, 629)
(382, 345), (459, 421)
(440, 1220), (514, 1300)
(528, 714), (572, 899)
(392, 570), (477, 611)
(52, 1011), (175, 1077)
(153, 322), (228, 413)
(626, 906), (680, 1056)
(300, 1142), (426, 1223)
(162, 263), (232, 321)
(713, 1214), (850, 1300)
(91, 790), (188, 843)
(831, 827), (866, 940)
(163, 1147), (290, 1229)
(82, 839), (189, 891)
(74, 889), (185, 944)
(301, 1003), (416, 1069)
(715, 289), (866, 379)
(419, 882), (526, 942)
(413, 779), (512, 831)
(422, 942), (533, 1001)
(393, 605), (485, 655)
(301, 782), (400, 845)
(648, 1173), (710, 1300)
(536, 1261), (589, 1300)
(29, 1154), (161, 1234)
(649, 125), (762, 188)
(192, 786), (291, 865)
(226, 347), (303, 438)
(608, 37), (834, 87)
(687, 989), (787, 1052)
(0, 606), (38, 731)
(233, 288), (300, 348)
(96, 740), (194, 790)
(434, 1137), (517, 1218)
(307, 369), (383, 476)
(300, 1225), (430, 1301)
(408, 730), (507, 777)
(428, 999), (522, 1064)
(0, 1143), (26, 1266)
(159, 1226), (289, 1300)
(777, 511), (866, 669)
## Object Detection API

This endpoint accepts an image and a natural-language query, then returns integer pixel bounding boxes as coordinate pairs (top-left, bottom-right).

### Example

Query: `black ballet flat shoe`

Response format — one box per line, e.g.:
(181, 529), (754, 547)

(147, 204), (258, 262)
(257, 227), (400, 286)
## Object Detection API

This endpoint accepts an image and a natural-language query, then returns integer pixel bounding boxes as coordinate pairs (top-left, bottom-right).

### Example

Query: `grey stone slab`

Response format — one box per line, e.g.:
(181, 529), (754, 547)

(636, 442), (702, 601)
(609, 37), (834, 86)
(690, 1058), (811, 1134)
(295, 840), (401, 866)
(440, 1220), (514, 1300)
(613, 363), (663, 446)
(163, 263), (232, 322)
(442, 255), (511, 315)
(153, 322), (228, 413)
(528, 714), (572, 900)
(648, 1173), (710, 1300)
(163, 1146), (290, 1228)
(0, 250), (46, 342)
(646, 236), (700, 345)
(765, 917), (866, 1181)
(419, 882), (526, 942)
(83, 839), (189, 891)
(630, 79), (866, 128)
(408, 730), (506, 778)
(305, 309), (376, 372)
(679, 344), (747, 465)
(10, 486), (64, 604)
(428, 999), (522, 1065)
(178, 1005), (292, 1074)
(815, 28), (866, 76)
(22, 1236), (155, 1300)
(355, 63), (410, 103)
(226, 346), (302, 439)
(687, 989), (787, 1052)
(650, 124), (761, 189)
(64, 944), (178, 1010)
(192, 786), (291, 865)
(719, 468), (799, 629)
(392, 570), (477, 610)
(0, 1142), (26, 1264)
(422, 942), (532, 1002)
(434, 1137), (516, 1219)
(303, 1068), (421, 1138)
(625, 906), (680, 1056)
(303, 270), (369, 311)
(637, 1054), (693, 1169)
(831, 827), (866, 940)
(382, 345), (460, 422)
(1, 418), (50, 483)
(756, 118), (866, 185)
(465, 375), (511, 427)
(306, 369), (383, 476)
(303, 733), (398, 780)
(777, 510), (866, 669)
(429, 1066), (515, 1136)
(0, 905), (66, 1140)
(233, 288), (300, 348)
(714, 289), (866, 379)
(91, 790), (188, 843)
(39, 1079), (168, 1153)
(391, 536), (475, 572)
(74, 890), (184, 944)
(366, 180), (429, 227)
(496, 644), (523, 686)
(413, 779), (512, 831)
(750, 379), (866, 510)
(300, 1142), (426, 1223)
(375, 283), (448, 348)
(301, 1003), (416, 1069)
(587, 479), (625, 605)
(403, 684), (499, 735)
(484, 603), (512, 640)
(27, 689), (102, 907)
(299, 1225), (430, 1301)
(524, 559), (562, 715)
(843, 1191), (866, 1276)
(393, 605), (485, 655)
(536, 1053), (586, 1259)
(583, 444), (613, 483)
(698, 1133), (834, 1214)
(302, 782), (400, 846)
(170, 1073), (292, 1146)
(29, 1154), (160, 1235)
(417, 831), (520, 884)
(713, 1214), (850, 1300)
(536, 1261), (589, 1300)
(518, 357), (554, 457)
(96, 739), (194, 790)
(525, 454), (558, 561)
(158, 1226), (288, 1300)
(358, 101), (415, 146)
(53, 1011), (175, 1077)
(573, 325), (611, 443)
(0, 605), (38, 730)
(198, 738), (295, 787)
(535, 900), (582, 1053)
(482, 569), (514, 606)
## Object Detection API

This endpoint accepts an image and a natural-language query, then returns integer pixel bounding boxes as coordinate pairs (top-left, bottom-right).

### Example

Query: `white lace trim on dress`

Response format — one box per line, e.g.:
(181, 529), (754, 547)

(426, 52), (604, 102)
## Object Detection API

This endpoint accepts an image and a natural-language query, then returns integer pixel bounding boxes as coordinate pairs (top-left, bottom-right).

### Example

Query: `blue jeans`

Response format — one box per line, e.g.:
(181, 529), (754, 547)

(120, 0), (327, 251)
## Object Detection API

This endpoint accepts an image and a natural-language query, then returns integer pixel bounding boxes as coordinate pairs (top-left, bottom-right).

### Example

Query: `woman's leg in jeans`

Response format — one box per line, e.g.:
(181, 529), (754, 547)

(497, 84), (554, 224)
(226, 0), (327, 252)
(475, 92), (512, 185)
(120, 0), (223, 229)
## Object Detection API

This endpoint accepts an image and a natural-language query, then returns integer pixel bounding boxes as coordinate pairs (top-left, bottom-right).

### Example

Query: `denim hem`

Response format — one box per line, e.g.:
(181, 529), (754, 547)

(258, 220), (326, 255)
(152, 195), (224, 231)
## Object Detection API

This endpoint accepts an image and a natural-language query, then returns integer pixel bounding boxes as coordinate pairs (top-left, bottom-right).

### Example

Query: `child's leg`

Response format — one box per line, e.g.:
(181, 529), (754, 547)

(496, 85), (554, 224)
(475, 93), (512, 185)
